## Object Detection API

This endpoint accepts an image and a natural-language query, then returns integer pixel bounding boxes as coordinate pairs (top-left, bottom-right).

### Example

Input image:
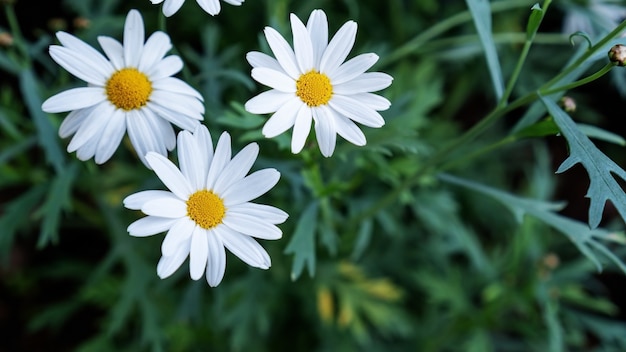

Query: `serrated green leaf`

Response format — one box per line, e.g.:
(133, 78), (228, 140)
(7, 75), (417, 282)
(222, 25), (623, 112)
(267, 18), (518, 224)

(19, 69), (65, 173)
(440, 173), (626, 274)
(284, 202), (318, 280)
(541, 95), (626, 228)
(465, 0), (504, 99)
(37, 162), (78, 248)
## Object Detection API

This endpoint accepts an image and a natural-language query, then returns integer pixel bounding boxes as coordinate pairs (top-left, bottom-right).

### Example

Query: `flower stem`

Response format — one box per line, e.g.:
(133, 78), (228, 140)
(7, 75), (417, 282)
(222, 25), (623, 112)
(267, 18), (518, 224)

(4, 2), (30, 66)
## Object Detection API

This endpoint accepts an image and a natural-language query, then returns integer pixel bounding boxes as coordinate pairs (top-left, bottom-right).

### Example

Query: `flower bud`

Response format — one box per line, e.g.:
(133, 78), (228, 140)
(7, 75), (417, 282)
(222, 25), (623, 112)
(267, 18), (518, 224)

(73, 17), (91, 30)
(560, 96), (576, 113)
(608, 44), (626, 66)
(0, 32), (13, 47)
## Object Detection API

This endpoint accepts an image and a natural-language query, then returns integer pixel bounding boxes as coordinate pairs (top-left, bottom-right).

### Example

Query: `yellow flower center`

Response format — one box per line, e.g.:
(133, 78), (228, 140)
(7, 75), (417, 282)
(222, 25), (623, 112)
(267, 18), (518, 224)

(105, 68), (152, 110)
(186, 190), (226, 229)
(296, 71), (333, 107)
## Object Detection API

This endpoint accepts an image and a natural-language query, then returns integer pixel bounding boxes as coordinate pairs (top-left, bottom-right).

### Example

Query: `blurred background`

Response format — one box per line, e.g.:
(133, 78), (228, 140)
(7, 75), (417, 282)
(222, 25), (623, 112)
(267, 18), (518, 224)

(2, 0), (626, 350)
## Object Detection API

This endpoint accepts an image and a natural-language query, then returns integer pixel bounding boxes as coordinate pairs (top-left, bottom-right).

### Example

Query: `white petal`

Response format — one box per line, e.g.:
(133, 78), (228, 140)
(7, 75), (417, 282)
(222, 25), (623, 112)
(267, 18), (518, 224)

(228, 203), (289, 224)
(245, 90), (294, 114)
(127, 216), (177, 237)
(49, 46), (109, 85)
(152, 77), (203, 100)
(189, 227), (209, 280)
(75, 139), (98, 161)
(142, 197), (187, 218)
(157, 240), (190, 279)
(67, 102), (113, 152)
(329, 53), (379, 85)
(150, 90), (205, 119)
(221, 168), (280, 205)
(320, 21), (357, 74)
(138, 31), (172, 72)
(329, 95), (385, 128)
(42, 87), (106, 113)
(95, 108), (126, 164)
(218, 225), (270, 269)
(97, 36), (125, 70)
(123, 10), (145, 68)
(178, 130), (206, 190)
(223, 0), (243, 5)
(291, 103), (312, 154)
(349, 92), (391, 111)
(146, 102), (202, 131)
(161, 218), (195, 256)
(126, 109), (162, 167)
(246, 51), (282, 71)
(206, 132), (231, 190)
(213, 143), (259, 194)
(146, 55), (183, 79)
(264, 26), (300, 79)
(145, 152), (194, 199)
(290, 13), (314, 72)
(55, 32), (114, 76)
(162, 0), (185, 17)
(124, 190), (177, 210)
(59, 107), (93, 138)
(205, 230), (226, 286)
(197, 0), (220, 16)
(307, 9), (328, 67)
(261, 98), (303, 138)
(335, 113), (366, 146)
(313, 106), (337, 157)
(251, 67), (296, 93)
(222, 212), (282, 240)
(333, 72), (393, 94)
(152, 111), (177, 151)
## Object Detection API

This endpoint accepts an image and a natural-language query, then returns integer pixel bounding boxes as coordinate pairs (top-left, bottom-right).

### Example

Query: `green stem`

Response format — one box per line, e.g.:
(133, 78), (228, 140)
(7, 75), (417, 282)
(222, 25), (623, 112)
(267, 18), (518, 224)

(4, 3), (30, 66)
(439, 135), (518, 171)
(540, 62), (614, 95)
(499, 0), (552, 107)
(378, 0), (537, 67)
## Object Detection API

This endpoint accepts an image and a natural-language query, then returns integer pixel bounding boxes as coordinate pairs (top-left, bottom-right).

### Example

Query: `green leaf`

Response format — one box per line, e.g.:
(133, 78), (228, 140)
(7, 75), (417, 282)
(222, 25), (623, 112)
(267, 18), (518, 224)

(526, 3), (544, 40)
(284, 202), (318, 280)
(465, 0), (504, 99)
(36, 162), (78, 248)
(439, 173), (626, 274)
(540, 95), (626, 228)
(19, 69), (65, 173)
(513, 117), (559, 139)
(576, 123), (626, 146)
(351, 218), (373, 261)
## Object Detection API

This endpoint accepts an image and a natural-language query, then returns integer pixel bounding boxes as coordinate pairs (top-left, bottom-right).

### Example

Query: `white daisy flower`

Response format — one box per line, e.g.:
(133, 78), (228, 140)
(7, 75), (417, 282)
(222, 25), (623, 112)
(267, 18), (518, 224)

(123, 124), (287, 287)
(245, 9), (393, 157)
(149, 0), (244, 17)
(41, 9), (204, 167)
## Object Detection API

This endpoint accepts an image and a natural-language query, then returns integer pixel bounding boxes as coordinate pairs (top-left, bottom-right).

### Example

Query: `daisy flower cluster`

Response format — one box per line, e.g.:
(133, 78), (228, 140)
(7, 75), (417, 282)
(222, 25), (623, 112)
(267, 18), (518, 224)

(41, 5), (392, 286)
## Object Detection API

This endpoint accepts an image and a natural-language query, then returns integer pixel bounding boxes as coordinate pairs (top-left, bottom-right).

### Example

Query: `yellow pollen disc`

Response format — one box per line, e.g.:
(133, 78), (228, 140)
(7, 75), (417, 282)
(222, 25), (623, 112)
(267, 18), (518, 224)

(296, 71), (333, 107)
(186, 190), (226, 229)
(105, 68), (153, 111)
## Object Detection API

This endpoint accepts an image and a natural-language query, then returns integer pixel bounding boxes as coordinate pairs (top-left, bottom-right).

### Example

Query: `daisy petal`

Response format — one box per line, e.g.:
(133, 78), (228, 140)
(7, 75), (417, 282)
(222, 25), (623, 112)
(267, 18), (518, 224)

(95, 108), (126, 164)
(214, 142), (259, 194)
(261, 98), (303, 138)
(223, 212), (282, 240)
(329, 95), (385, 128)
(206, 132), (231, 190)
(197, 0), (221, 16)
(162, 218), (195, 256)
(124, 190), (177, 210)
(320, 21), (357, 74)
(128, 216), (177, 237)
(126, 110), (163, 166)
(142, 197), (187, 218)
(335, 113), (366, 146)
(251, 67), (296, 93)
(55, 32), (114, 76)
(138, 31), (172, 72)
(349, 92), (391, 111)
(221, 168), (280, 205)
(329, 53), (379, 85)
(97, 36), (125, 70)
(247, 51), (282, 71)
(146, 55), (183, 79)
(145, 152), (194, 199)
(333, 72), (393, 94)
(152, 77), (203, 100)
(228, 203), (289, 224)
(59, 107), (93, 138)
(67, 103), (113, 152)
(49, 46), (109, 85)
(313, 106), (337, 157)
(146, 102), (202, 131)
(245, 90), (294, 114)
(123, 10), (145, 67)
(291, 13), (314, 72)
(162, 0), (185, 17)
(264, 26), (300, 79)
(178, 130), (205, 190)
(157, 240), (190, 279)
(205, 230), (226, 286)
(189, 227), (209, 280)
(291, 103), (312, 154)
(42, 87), (106, 113)
(218, 225), (270, 269)
(307, 9), (328, 67)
